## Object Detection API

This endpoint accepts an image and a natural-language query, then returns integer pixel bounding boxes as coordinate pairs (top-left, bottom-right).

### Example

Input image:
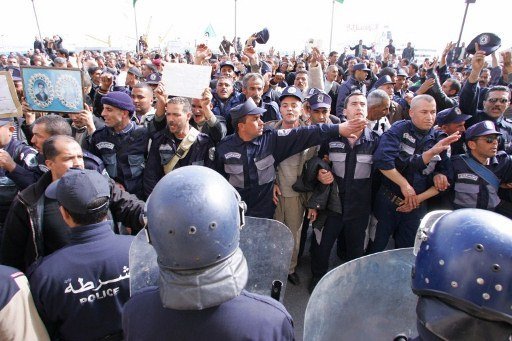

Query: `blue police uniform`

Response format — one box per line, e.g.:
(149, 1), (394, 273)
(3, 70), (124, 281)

(0, 139), (38, 225)
(335, 76), (366, 117)
(311, 128), (380, 277)
(122, 287), (294, 341)
(143, 129), (215, 197)
(216, 124), (342, 218)
(29, 221), (133, 341)
(370, 120), (449, 251)
(449, 152), (512, 217)
(89, 121), (148, 199)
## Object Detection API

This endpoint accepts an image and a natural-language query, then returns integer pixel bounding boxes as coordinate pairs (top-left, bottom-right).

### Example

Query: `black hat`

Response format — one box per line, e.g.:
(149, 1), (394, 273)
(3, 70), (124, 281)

(374, 75), (395, 89)
(230, 98), (266, 121)
(145, 72), (161, 85)
(435, 107), (471, 126)
(220, 60), (235, 71)
(254, 28), (270, 45)
(353, 63), (371, 72)
(465, 120), (502, 140)
(466, 33), (501, 56)
(279, 86), (303, 102)
(307, 92), (332, 110)
(127, 66), (142, 78)
(45, 169), (110, 215)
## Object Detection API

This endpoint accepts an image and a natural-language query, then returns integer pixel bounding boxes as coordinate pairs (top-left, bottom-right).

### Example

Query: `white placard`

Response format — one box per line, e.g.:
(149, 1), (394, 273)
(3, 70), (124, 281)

(0, 72), (22, 117)
(161, 63), (212, 99)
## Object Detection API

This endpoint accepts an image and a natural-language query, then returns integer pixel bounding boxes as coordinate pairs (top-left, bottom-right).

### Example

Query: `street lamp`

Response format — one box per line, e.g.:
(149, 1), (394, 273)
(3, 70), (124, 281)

(456, 0), (476, 47)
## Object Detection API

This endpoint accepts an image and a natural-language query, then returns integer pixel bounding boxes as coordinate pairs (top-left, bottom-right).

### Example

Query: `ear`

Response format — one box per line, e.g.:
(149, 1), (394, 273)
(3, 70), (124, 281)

(45, 158), (53, 170)
(59, 206), (74, 226)
(467, 140), (476, 151)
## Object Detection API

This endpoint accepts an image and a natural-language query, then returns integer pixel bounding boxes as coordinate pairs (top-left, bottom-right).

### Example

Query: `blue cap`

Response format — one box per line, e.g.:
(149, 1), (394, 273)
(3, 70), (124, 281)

(435, 107), (471, 125)
(353, 63), (370, 72)
(307, 92), (332, 110)
(374, 75), (395, 89)
(230, 97), (266, 121)
(101, 91), (135, 113)
(305, 87), (322, 98)
(279, 86), (303, 102)
(254, 28), (270, 45)
(465, 120), (502, 140)
(45, 169), (110, 214)
(145, 72), (161, 85)
(466, 33), (501, 56)
(220, 60), (235, 71)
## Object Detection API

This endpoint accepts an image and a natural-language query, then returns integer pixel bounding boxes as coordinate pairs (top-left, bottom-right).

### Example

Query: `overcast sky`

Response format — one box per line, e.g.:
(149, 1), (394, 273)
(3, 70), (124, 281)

(2, 0), (509, 56)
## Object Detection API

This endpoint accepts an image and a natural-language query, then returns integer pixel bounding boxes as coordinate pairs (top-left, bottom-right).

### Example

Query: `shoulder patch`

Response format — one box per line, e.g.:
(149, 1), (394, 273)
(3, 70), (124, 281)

(225, 152), (241, 159)
(277, 128), (292, 136)
(96, 142), (115, 150)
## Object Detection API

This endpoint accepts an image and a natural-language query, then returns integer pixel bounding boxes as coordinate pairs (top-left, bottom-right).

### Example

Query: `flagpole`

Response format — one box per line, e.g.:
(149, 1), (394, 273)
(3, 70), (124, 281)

(31, 0), (43, 43)
(329, 0), (335, 52)
(234, 0), (237, 41)
(134, 1), (139, 53)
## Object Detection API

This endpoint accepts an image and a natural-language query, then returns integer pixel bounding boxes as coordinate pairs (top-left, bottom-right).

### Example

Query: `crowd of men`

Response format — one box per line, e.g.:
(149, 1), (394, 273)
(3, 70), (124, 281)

(1, 31), (512, 339)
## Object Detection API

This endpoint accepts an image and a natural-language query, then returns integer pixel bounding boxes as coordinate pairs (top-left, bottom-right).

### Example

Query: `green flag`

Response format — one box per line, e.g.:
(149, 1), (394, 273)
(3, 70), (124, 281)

(204, 24), (216, 38)
(335, 0), (344, 3)
(133, 0), (137, 7)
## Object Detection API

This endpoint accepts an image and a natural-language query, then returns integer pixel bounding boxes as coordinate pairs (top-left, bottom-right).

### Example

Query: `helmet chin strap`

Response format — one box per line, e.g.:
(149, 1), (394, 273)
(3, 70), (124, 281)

(158, 248), (248, 310)
(416, 297), (512, 341)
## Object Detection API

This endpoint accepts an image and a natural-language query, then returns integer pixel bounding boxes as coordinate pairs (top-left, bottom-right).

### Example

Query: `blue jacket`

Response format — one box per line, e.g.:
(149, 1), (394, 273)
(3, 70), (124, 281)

(29, 221), (133, 341)
(319, 127), (380, 220)
(123, 287), (294, 341)
(88, 122), (149, 199)
(374, 120), (449, 196)
(449, 152), (512, 211)
(216, 124), (341, 218)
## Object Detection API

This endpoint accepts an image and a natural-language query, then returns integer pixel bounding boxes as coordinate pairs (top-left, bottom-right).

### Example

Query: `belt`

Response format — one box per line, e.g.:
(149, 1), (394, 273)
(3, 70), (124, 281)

(381, 185), (404, 206)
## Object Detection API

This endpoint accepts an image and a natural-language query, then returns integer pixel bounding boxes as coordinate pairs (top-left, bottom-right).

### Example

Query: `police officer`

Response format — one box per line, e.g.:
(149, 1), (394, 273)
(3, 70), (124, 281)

(309, 91), (380, 292)
(435, 106), (471, 156)
(0, 265), (49, 340)
(30, 169), (132, 340)
(215, 97), (367, 219)
(335, 63), (370, 117)
(1, 136), (145, 272)
(143, 96), (214, 197)
(448, 121), (512, 218)
(459, 46), (512, 153)
(369, 95), (460, 252)
(0, 117), (38, 229)
(409, 209), (512, 340)
(123, 166), (295, 341)
(89, 91), (149, 199)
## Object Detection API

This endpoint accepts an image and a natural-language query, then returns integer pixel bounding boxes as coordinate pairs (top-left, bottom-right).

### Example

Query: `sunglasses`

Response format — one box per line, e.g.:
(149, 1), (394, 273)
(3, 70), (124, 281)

(477, 135), (499, 143)
(487, 98), (509, 104)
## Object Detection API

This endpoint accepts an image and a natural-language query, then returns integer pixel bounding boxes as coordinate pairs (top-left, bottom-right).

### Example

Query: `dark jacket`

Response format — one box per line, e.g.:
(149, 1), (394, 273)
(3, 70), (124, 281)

(1, 171), (145, 272)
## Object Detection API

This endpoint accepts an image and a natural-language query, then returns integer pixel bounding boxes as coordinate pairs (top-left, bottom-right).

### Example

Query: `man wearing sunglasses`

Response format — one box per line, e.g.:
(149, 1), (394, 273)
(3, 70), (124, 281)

(459, 48), (512, 153)
(448, 120), (512, 219)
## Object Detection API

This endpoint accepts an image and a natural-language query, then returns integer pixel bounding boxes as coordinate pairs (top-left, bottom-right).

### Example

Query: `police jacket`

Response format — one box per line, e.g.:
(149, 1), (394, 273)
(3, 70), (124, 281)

(29, 221), (132, 341)
(448, 152), (512, 211)
(335, 77), (366, 117)
(374, 120), (450, 197)
(122, 288), (294, 341)
(216, 124), (342, 218)
(89, 122), (149, 199)
(1, 171), (145, 272)
(143, 128), (214, 197)
(226, 99), (282, 135)
(320, 127), (380, 220)
(0, 139), (38, 223)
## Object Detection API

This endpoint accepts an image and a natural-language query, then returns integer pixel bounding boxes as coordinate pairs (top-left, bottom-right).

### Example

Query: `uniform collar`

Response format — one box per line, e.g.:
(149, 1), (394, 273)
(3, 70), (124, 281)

(69, 221), (115, 245)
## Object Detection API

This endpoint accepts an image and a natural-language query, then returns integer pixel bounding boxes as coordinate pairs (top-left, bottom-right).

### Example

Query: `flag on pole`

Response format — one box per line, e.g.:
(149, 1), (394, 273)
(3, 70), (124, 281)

(204, 24), (216, 38)
(133, 0), (137, 7)
(335, 0), (344, 3)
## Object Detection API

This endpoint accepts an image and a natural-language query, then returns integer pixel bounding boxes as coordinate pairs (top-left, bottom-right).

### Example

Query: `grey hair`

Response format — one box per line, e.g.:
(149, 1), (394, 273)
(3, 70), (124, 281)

(367, 89), (390, 107)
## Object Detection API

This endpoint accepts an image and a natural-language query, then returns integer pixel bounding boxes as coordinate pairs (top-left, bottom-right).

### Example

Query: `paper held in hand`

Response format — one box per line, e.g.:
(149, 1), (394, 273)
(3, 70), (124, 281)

(161, 63), (212, 99)
(0, 71), (22, 118)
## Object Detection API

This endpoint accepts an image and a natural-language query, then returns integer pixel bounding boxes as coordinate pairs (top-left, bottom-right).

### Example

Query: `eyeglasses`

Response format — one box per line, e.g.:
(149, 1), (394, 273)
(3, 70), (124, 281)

(486, 98), (509, 104)
(477, 135), (499, 143)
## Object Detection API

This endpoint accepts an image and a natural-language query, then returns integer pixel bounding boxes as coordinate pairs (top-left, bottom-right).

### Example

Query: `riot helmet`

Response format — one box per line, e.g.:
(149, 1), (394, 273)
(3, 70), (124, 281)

(146, 166), (246, 270)
(412, 209), (512, 325)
